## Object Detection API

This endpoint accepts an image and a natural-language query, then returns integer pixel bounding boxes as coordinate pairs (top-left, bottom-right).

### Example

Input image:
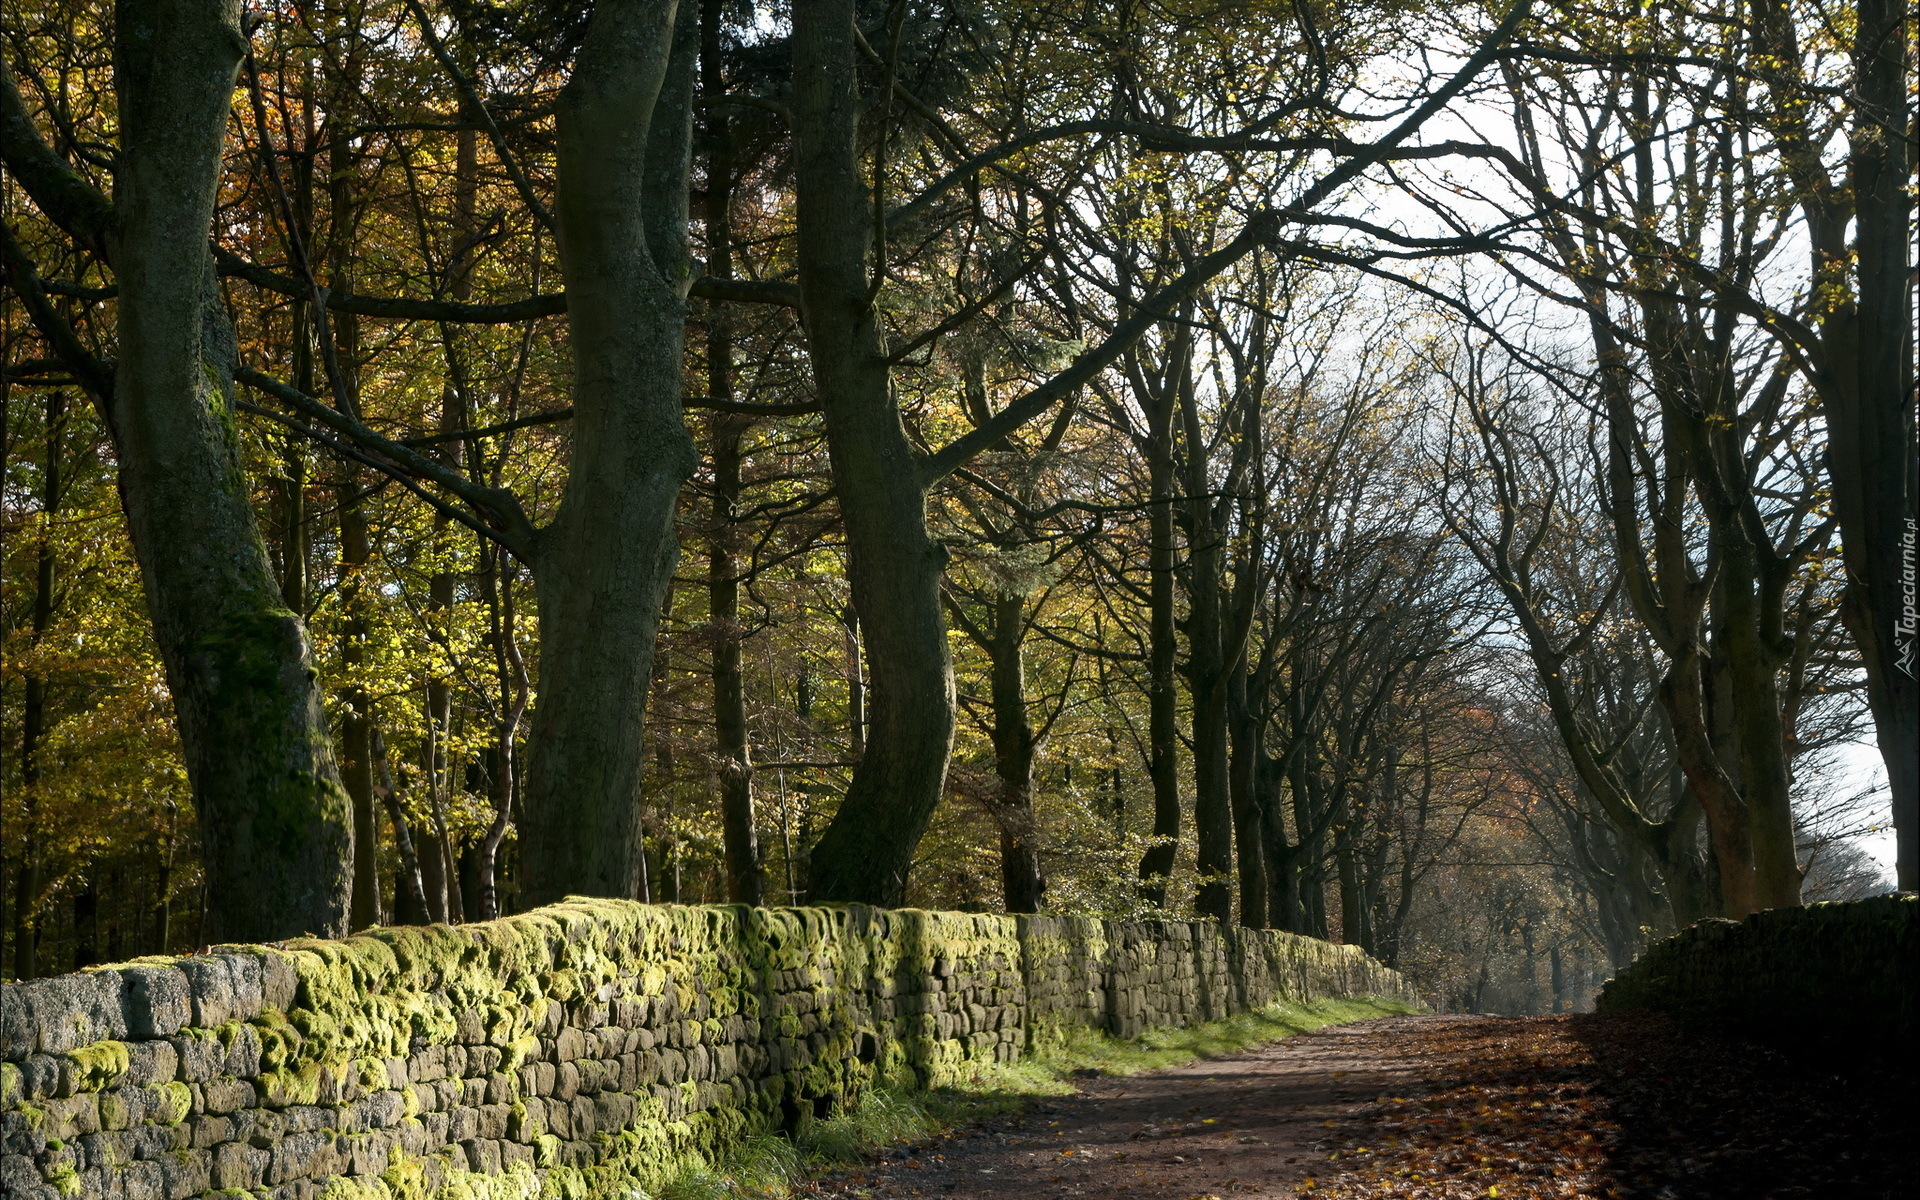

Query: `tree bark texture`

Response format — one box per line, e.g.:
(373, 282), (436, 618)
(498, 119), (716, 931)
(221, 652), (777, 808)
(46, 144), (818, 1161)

(1833, 0), (1917, 887)
(793, 0), (956, 905)
(112, 0), (353, 942)
(988, 593), (1045, 913)
(1228, 664), (1268, 927)
(339, 502), (382, 930)
(520, 0), (700, 907)
(1136, 362), (1182, 904)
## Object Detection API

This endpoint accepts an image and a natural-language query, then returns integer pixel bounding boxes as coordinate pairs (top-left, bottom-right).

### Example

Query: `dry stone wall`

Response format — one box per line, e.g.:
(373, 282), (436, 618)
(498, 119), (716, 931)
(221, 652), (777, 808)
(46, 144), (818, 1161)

(0, 899), (1411, 1200)
(1596, 893), (1915, 1059)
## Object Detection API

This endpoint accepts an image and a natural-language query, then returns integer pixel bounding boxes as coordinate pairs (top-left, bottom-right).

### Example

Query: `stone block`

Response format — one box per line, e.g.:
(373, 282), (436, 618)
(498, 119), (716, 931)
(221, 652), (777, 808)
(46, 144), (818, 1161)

(0, 1153), (56, 1200)
(118, 968), (191, 1041)
(23, 973), (128, 1056)
(121, 1158), (165, 1200)
(157, 1148), (209, 1200)
(169, 1036), (223, 1085)
(200, 1077), (254, 1116)
(269, 1130), (334, 1184)
(178, 955), (263, 1028)
(485, 1073), (515, 1106)
(593, 1092), (633, 1133)
(121, 1042), (178, 1088)
(542, 1098), (570, 1141)
(45, 1094), (101, 1140)
(345, 1130), (393, 1176)
(258, 951), (299, 1012)
(211, 1142), (268, 1190)
(188, 1115), (230, 1150)
(454, 1009), (486, 1045)
(446, 1107), (478, 1144)
(474, 1105), (510, 1141)
(125, 1123), (175, 1161)
(363, 1090), (405, 1129)
(223, 1024), (262, 1078)
(462, 1139), (501, 1174)
(17, 1055), (59, 1102)
(397, 1118), (430, 1158)
(407, 1043), (445, 1084)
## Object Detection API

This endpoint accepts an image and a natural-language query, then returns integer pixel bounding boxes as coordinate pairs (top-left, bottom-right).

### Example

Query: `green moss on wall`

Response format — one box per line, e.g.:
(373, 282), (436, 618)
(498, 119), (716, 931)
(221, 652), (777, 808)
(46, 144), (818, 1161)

(63, 1039), (131, 1092)
(6, 896), (1412, 1200)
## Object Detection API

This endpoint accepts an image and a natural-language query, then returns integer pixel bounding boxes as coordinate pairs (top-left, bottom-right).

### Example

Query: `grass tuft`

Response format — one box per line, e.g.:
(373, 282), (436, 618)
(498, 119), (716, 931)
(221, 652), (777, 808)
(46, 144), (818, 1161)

(653, 995), (1415, 1198)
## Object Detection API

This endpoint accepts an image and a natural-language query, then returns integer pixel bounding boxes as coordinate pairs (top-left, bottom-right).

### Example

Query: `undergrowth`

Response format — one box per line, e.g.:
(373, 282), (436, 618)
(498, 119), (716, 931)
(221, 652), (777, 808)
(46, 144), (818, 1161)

(650, 995), (1415, 1199)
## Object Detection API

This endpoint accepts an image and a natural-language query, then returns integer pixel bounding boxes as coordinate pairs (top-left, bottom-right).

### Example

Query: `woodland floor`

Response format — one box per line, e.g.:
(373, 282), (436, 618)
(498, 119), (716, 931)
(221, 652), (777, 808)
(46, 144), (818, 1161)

(798, 1013), (1914, 1200)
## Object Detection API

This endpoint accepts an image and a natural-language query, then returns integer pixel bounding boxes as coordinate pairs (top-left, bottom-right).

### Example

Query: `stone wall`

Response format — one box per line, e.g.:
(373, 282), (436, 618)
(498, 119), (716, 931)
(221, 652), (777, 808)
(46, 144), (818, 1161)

(0, 899), (1411, 1200)
(1596, 893), (1915, 1057)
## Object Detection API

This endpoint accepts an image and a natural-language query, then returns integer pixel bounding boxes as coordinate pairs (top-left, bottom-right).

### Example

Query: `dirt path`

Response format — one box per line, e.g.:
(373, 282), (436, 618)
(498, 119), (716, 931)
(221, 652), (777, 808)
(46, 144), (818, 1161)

(802, 1015), (1436, 1199)
(801, 1014), (1913, 1200)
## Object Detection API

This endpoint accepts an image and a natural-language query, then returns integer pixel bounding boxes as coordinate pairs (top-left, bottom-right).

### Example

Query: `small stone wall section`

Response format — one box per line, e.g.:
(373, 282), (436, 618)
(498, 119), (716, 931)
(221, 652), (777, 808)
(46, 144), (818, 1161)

(1596, 893), (1915, 1058)
(0, 900), (1412, 1200)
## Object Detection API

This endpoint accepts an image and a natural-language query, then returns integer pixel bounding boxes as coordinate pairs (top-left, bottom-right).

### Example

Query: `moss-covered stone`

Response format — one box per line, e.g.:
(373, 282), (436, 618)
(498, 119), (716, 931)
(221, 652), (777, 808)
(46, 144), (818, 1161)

(5, 897), (1412, 1200)
(61, 1040), (130, 1093)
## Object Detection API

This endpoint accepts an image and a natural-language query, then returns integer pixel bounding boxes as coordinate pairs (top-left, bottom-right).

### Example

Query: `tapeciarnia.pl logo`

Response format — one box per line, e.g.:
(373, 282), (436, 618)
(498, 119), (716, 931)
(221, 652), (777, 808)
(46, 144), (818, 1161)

(1899, 517), (1917, 679)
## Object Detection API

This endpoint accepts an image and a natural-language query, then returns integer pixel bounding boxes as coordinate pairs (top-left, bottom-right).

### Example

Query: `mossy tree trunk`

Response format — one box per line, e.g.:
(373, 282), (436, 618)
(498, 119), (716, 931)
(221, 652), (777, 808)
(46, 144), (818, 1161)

(519, 0), (700, 906)
(110, 0), (353, 942)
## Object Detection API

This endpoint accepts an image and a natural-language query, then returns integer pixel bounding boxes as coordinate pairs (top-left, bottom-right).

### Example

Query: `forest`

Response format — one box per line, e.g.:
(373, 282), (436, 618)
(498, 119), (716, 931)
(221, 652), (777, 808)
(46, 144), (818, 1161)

(2, 0), (1912, 1014)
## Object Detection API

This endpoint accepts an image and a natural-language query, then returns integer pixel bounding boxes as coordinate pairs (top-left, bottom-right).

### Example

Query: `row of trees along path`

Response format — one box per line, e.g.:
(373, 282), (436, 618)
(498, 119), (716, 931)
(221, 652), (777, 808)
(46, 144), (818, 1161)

(1, 0), (1910, 955)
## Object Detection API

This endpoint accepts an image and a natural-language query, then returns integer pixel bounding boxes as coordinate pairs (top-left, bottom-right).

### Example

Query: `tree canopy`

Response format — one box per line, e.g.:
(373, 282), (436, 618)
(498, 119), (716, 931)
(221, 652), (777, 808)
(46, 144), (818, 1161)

(2, 0), (1909, 1010)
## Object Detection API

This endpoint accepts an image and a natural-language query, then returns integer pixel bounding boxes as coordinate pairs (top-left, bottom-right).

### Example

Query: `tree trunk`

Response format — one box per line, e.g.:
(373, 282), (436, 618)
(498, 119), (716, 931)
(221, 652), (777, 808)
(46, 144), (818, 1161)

(1718, 540), (1800, 908)
(339, 501), (383, 930)
(72, 878), (98, 970)
(988, 593), (1045, 912)
(1833, 0), (1917, 889)
(1177, 356), (1234, 924)
(14, 388), (63, 979)
(1227, 662), (1267, 927)
(1335, 823), (1362, 947)
(703, 0), (762, 906)
(519, 0), (699, 907)
(1137, 367), (1181, 904)
(1259, 754), (1300, 932)
(793, 0), (956, 905)
(112, 0), (352, 942)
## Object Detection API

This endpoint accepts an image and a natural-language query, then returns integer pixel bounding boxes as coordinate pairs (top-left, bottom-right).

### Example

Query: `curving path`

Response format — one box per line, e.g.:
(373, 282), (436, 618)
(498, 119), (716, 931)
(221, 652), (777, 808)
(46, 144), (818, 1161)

(801, 1013), (1913, 1199)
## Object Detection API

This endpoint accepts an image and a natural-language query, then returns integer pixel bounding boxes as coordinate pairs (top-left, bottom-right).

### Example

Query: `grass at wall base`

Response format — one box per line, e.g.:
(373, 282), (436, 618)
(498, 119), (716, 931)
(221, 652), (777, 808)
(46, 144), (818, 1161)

(656, 995), (1417, 1200)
